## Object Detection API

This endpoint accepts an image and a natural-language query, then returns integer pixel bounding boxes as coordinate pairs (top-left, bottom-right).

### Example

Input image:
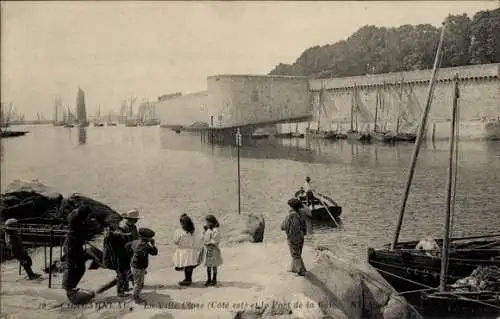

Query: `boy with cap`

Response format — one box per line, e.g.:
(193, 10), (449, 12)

(3, 219), (41, 280)
(126, 228), (158, 303)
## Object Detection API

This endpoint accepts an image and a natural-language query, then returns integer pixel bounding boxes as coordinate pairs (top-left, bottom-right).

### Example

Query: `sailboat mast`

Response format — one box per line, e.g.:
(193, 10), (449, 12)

(350, 85), (355, 131)
(374, 87), (379, 132)
(396, 77), (403, 134)
(439, 74), (460, 292)
(391, 23), (447, 249)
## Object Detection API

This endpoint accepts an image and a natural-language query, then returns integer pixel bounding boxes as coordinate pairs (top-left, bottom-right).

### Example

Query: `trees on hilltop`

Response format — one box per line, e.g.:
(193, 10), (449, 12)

(269, 8), (500, 78)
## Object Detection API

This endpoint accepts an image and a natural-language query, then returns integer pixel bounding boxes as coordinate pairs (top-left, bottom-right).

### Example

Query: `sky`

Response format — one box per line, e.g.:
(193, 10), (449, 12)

(1, 1), (499, 119)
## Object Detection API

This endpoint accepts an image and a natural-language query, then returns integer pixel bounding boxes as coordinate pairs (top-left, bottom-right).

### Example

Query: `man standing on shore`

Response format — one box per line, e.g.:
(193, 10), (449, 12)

(62, 205), (93, 301)
(3, 219), (41, 280)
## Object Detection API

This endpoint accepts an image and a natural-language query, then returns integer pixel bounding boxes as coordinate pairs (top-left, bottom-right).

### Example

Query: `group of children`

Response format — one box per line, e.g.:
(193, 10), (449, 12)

(105, 211), (223, 303)
(102, 209), (158, 304)
(173, 214), (223, 287)
(3, 207), (222, 304)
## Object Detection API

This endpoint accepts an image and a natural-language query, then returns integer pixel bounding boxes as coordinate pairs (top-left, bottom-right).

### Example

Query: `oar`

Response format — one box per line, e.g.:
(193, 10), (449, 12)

(312, 191), (341, 228)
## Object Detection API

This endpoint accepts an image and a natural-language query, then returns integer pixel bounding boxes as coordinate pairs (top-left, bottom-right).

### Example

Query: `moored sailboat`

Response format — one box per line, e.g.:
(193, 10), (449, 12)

(367, 23), (500, 317)
(346, 84), (371, 142)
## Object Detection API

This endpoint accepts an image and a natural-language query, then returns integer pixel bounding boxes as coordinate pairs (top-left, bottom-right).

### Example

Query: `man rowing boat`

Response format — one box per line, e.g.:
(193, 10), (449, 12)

(304, 176), (316, 209)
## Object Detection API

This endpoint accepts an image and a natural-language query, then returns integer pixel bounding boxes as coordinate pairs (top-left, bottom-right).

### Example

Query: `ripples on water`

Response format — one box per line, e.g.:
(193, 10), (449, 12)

(1, 125), (499, 257)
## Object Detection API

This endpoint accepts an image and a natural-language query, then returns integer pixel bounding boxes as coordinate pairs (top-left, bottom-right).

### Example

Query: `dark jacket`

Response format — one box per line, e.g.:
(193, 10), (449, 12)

(126, 240), (158, 270)
(121, 223), (138, 242)
(103, 230), (130, 271)
(64, 208), (90, 263)
(281, 210), (307, 244)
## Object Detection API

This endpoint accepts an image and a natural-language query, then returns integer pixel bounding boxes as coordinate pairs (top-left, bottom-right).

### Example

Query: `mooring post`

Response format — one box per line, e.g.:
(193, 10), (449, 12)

(48, 229), (53, 288)
(432, 122), (436, 142)
(210, 116), (214, 143)
(44, 244), (47, 269)
(236, 128), (242, 215)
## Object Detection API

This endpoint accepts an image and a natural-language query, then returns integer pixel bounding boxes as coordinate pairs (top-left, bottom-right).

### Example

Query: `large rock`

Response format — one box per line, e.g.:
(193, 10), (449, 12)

(3, 179), (54, 194)
(231, 243), (417, 319)
(225, 213), (266, 243)
(57, 193), (122, 232)
(0, 191), (63, 222)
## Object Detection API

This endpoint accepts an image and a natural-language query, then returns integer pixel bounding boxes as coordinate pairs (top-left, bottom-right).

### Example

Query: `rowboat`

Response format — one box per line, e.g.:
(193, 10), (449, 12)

(294, 190), (342, 226)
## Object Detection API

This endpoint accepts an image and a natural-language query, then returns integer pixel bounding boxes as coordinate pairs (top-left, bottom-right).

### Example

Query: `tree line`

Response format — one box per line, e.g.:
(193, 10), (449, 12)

(268, 8), (500, 78)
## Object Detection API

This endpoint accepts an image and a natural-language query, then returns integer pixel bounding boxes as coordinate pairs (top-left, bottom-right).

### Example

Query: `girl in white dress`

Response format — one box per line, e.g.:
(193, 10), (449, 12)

(173, 214), (200, 286)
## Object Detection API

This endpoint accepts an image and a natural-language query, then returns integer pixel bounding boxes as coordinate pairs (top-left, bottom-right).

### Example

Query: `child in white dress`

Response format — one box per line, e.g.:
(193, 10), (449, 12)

(173, 214), (200, 286)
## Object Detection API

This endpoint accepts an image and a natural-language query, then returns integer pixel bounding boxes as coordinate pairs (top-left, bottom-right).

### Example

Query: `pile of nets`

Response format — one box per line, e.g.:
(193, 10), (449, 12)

(451, 265), (500, 292)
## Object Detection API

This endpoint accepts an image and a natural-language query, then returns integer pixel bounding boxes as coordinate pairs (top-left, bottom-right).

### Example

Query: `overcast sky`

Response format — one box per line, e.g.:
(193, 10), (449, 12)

(1, 1), (498, 119)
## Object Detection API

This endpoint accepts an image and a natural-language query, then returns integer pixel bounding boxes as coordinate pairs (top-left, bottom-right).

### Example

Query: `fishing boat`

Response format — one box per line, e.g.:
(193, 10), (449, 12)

(0, 130), (28, 138)
(346, 84), (371, 142)
(251, 128), (270, 139)
(370, 85), (397, 143)
(294, 190), (342, 225)
(124, 97), (138, 127)
(367, 24), (500, 317)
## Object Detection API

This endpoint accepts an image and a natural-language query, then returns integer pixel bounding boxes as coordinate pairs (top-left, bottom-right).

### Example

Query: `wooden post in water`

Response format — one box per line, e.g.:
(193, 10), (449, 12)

(236, 128), (242, 215)
(391, 22), (447, 250)
(48, 229), (54, 288)
(439, 74), (460, 292)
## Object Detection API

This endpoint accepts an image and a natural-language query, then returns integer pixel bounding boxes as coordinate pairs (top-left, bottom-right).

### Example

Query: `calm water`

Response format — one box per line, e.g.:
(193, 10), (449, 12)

(1, 125), (500, 257)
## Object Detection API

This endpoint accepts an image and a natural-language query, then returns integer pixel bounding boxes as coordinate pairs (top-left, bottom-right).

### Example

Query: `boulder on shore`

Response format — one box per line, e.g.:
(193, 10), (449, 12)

(57, 193), (122, 231)
(225, 212), (266, 243)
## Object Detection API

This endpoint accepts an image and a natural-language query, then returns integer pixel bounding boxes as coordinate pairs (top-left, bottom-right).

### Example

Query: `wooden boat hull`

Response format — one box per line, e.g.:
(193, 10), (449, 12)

(0, 131), (28, 138)
(397, 133), (417, 142)
(420, 291), (500, 318)
(335, 133), (347, 139)
(307, 130), (337, 140)
(346, 131), (371, 142)
(367, 239), (500, 297)
(370, 131), (397, 143)
(295, 192), (342, 226)
(251, 134), (269, 139)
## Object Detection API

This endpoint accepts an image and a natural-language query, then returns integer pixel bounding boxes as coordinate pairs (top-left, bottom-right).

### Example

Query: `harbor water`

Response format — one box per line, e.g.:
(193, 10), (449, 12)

(1, 125), (500, 257)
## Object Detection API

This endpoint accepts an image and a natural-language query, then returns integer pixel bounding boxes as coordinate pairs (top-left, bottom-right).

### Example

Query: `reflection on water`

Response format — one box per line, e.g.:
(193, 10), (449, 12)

(78, 127), (87, 145)
(2, 125), (500, 259)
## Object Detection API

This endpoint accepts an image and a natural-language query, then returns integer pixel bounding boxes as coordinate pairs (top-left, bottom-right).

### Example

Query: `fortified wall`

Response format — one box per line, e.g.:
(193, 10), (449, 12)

(302, 63), (500, 138)
(155, 75), (311, 128)
(156, 63), (499, 139)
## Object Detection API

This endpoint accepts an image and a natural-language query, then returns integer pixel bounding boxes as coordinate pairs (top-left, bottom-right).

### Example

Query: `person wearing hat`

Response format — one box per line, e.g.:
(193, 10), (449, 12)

(102, 217), (133, 298)
(120, 209), (141, 289)
(281, 198), (308, 276)
(126, 227), (158, 303)
(3, 219), (41, 280)
(121, 209), (140, 242)
(304, 176), (316, 209)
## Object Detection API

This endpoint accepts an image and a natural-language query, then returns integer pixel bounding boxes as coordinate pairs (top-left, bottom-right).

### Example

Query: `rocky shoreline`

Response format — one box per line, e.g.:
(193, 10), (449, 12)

(1, 240), (417, 319)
